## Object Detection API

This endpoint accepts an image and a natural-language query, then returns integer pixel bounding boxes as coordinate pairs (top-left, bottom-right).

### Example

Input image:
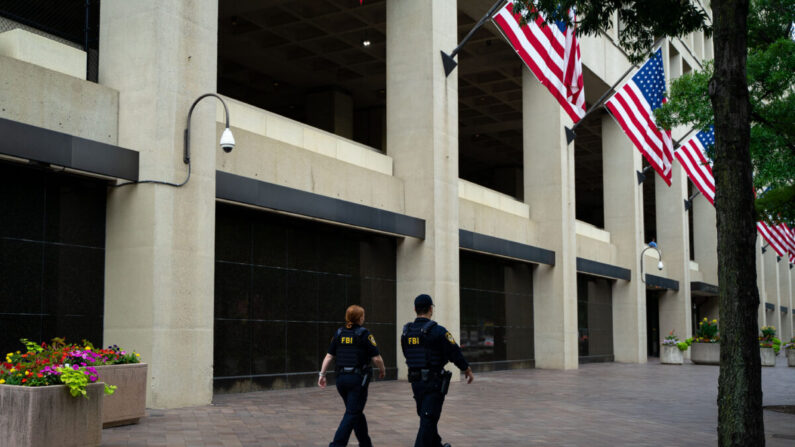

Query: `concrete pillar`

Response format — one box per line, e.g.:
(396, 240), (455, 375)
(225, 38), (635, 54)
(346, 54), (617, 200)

(601, 115), (647, 362)
(692, 193), (718, 286)
(655, 164), (692, 348)
(779, 260), (792, 339)
(99, 0), (217, 408)
(386, 0), (459, 380)
(763, 252), (781, 333)
(523, 69), (578, 369)
(756, 238), (767, 328)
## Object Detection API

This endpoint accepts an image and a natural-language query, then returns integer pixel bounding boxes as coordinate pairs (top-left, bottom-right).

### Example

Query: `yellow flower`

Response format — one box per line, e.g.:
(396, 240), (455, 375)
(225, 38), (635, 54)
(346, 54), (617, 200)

(0, 379), (5, 384)
(85, 347), (92, 351)
(9, 368), (15, 373)
(25, 370), (30, 376)
(712, 319), (717, 323)
(135, 353), (140, 357)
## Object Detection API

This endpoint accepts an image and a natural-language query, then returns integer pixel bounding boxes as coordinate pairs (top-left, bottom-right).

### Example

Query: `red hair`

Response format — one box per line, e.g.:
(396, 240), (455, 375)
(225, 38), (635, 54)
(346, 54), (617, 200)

(345, 305), (364, 329)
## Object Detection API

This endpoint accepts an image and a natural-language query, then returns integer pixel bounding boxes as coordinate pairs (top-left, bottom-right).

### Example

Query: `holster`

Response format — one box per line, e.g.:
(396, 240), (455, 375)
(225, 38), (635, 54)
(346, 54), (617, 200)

(439, 370), (453, 395)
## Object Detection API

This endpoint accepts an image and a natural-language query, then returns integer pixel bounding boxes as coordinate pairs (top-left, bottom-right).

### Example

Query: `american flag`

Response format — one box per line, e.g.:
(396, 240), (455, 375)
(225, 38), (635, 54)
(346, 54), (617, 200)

(605, 49), (674, 185)
(757, 220), (788, 257)
(492, 2), (585, 123)
(779, 223), (795, 263)
(674, 125), (715, 205)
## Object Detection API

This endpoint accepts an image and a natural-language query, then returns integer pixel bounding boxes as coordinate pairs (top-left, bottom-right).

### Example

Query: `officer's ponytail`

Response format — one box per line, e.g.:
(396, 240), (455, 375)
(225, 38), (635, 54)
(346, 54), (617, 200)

(345, 305), (365, 329)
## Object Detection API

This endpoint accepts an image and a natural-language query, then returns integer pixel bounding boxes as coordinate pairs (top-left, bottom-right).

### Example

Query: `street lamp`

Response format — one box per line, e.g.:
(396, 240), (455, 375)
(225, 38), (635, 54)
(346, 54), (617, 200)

(184, 93), (235, 164)
(640, 243), (664, 283)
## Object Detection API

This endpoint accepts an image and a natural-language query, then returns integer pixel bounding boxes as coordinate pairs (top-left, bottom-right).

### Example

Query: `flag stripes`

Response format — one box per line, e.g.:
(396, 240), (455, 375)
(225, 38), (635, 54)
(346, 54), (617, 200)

(758, 221), (788, 257)
(674, 126), (715, 205)
(605, 49), (674, 185)
(492, 2), (585, 123)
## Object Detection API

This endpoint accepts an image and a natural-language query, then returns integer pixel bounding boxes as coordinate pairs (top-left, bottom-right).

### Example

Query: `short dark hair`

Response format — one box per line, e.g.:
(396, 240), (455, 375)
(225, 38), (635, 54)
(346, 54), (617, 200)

(415, 303), (432, 314)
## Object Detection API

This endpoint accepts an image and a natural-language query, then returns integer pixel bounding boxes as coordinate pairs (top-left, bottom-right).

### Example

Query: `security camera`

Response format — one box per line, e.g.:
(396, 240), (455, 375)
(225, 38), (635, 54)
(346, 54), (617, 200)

(657, 261), (664, 271)
(220, 127), (235, 153)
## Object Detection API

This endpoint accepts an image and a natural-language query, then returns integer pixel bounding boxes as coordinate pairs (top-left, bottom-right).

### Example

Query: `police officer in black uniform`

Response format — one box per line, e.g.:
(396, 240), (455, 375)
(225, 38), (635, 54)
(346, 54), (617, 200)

(402, 294), (474, 447)
(319, 304), (386, 447)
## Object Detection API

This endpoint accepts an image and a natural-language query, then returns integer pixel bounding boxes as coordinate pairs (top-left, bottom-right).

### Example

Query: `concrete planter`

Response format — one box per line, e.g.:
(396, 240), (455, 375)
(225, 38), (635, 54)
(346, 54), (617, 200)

(760, 348), (776, 367)
(0, 382), (104, 447)
(660, 345), (683, 364)
(94, 363), (147, 428)
(787, 349), (795, 367)
(691, 342), (720, 365)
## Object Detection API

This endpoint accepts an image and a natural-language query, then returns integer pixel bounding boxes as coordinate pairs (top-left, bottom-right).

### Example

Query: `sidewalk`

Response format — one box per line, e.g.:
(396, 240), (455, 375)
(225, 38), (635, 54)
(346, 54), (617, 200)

(102, 357), (795, 446)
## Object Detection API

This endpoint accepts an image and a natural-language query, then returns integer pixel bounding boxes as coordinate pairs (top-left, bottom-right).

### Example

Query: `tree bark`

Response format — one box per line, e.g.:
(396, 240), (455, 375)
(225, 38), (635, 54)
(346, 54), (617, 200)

(709, 0), (764, 446)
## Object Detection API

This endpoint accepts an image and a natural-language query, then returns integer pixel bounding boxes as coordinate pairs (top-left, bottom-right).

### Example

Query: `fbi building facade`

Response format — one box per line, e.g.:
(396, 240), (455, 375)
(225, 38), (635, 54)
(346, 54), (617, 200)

(0, 0), (792, 409)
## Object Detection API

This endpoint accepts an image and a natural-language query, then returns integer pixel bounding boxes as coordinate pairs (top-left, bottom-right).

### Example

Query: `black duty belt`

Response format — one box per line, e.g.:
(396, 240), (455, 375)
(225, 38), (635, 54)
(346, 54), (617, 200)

(408, 368), (443, 382)
(338, 366), (366, 375)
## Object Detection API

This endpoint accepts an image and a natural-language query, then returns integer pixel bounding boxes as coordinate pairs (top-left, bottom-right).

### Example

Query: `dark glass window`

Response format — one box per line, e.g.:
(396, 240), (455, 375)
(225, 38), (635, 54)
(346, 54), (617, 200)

(214, 203), (397, 393)
(577, 274), (614, 361)
(0, 161), (107, 354)
(459, 251), (533, 372)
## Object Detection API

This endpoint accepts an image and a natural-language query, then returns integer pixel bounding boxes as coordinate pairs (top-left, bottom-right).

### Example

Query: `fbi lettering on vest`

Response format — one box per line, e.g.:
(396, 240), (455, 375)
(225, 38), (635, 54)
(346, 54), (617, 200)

(407, 337), (420, 345)
(341, 336), (354, 344)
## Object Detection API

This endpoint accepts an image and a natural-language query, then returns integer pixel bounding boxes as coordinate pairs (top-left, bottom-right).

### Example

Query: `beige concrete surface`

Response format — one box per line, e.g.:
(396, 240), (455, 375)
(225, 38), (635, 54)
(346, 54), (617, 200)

(387, 0), (461, 380)
(100, 0), (218, 409)
(0, 29), (86, 79)
(523, 69), (578, 370)
(764, 252), (782, 332)
(693, 193), (718, 286)
(0, 55), (117, 144)
(602, 115), (648, 363)
(95, 363), (148, 428)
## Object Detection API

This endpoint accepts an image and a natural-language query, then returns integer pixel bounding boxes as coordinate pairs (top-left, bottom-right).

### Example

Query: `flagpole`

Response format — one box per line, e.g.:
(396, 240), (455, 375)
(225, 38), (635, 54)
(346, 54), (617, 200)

(684, 189), (701, 211)
(566, 36), (667, 145)
(441, 0), (507, 77)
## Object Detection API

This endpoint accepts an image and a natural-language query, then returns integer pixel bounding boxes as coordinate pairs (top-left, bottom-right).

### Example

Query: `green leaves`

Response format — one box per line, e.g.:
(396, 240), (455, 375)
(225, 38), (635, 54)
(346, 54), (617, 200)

(57, 367), (90, 398)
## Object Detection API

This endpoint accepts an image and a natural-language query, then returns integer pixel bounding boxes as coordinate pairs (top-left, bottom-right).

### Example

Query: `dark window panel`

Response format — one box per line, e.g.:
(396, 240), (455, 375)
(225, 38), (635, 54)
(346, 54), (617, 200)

(214, 262), (251, 320)
(286, 322), (318, 373)
(0, 162), (45, 240)
(214, 319), (251, 377)
(215, 205), (252, 263)
(42, 245), (104, 316)
(287, 227), (318, 271)
(0, 315), (42, 355)
(252, 220), (288, 268)
(287, 271), (318, 321)
(250, 266), (288, 321)
(0, 239), (44, 314)
(251, 321), (286, 375)
(42, 314), (102, 347)
(318, 274), (348, 322)
(44, 175), (106, 247)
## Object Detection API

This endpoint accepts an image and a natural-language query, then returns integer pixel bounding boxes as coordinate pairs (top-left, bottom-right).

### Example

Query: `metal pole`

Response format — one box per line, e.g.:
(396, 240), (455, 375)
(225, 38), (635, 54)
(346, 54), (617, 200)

(684, 189), (702, 211)
(441, 0), (507, 76)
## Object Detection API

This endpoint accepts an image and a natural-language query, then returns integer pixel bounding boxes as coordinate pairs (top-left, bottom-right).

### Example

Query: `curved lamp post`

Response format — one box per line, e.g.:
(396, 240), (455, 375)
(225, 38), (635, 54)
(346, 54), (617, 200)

(640, 244), (664, 283)
(184, 93), (235, 165)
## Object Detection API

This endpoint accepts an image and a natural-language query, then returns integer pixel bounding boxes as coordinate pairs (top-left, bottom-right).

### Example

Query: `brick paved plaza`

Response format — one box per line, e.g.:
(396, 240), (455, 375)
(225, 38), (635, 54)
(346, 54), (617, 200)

(103, 358), (794, 447)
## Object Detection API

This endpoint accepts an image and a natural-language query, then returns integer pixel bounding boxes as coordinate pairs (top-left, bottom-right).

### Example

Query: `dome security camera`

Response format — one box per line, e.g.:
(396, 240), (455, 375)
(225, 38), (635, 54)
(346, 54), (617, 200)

(220, 127), (235, 153)
(657, 261), (664, 271)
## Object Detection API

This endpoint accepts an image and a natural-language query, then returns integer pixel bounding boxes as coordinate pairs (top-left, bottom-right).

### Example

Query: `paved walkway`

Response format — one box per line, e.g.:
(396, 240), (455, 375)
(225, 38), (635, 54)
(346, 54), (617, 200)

(103, 357), (795, 446)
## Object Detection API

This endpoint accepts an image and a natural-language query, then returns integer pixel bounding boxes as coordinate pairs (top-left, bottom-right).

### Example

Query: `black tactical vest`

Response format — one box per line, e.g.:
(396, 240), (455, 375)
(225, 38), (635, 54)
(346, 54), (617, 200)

(335, 326), (366, 368)
(402, 320), (443, 369)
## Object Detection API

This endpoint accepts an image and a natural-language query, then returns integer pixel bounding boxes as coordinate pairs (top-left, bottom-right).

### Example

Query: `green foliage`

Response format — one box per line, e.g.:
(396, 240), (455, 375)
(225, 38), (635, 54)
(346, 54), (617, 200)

(510, 0), (711, 64)
(676, 341), (690, 352)
(655, 0), (795, 221)
(695, 318), (720, 342)
(57, 367), (90, 398)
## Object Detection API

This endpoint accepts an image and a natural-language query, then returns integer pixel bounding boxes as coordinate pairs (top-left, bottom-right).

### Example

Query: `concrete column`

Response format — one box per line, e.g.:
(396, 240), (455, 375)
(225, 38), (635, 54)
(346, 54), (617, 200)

(763, 252), (781, 333)
(756, 238), (767, 328)
(779, 260), (792, 339)
(692, 193), (718, 286)
(99, 0), (217, 408)
(386, 0), (459, 379)
(655, 164), (692, 348)
(601, 115), (647, 362)
(523, 69), (578, 369)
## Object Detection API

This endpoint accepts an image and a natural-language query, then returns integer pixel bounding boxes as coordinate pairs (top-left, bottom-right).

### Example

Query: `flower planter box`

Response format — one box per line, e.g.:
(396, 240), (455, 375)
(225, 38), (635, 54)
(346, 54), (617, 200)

(787, 350), (795, 367)
(691, 342), (720, 365)
(94, 363), (147, 428)
(760, 348), (776, 367)
(660, 345), (683, 364)
(0, 382), (104, 447)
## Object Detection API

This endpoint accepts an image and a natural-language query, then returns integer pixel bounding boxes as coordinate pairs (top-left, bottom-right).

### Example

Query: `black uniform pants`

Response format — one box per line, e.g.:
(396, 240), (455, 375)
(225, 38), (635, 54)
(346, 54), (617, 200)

(411, 379), (446, 447)
(331, 373), (372, 447)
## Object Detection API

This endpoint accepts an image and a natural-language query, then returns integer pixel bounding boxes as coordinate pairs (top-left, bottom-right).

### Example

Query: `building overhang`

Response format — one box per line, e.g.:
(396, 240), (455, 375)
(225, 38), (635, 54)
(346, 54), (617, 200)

(458, 230), (555, 266)
(576, 258), (631, 281)
(765, 302), (775, 311)
(781, 306), (788, 314)
(216, 171), (425, 239)
(645, 274), (679, 291)
(691, 281), (719, 297)
(0, 117), (138, 181)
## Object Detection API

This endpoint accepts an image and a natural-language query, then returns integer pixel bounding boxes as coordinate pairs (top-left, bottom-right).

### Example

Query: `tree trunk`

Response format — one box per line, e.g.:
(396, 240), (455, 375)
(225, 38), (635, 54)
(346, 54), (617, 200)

(709, 0), (764, 446)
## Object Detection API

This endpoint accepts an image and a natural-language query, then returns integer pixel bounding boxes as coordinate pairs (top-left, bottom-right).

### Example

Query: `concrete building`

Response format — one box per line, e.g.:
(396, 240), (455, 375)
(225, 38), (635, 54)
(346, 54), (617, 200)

(0, 0), (791, 409)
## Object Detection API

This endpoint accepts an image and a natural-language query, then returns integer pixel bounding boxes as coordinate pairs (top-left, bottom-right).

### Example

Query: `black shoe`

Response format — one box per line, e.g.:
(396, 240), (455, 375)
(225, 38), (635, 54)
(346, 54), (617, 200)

(443, 444), (451, 447)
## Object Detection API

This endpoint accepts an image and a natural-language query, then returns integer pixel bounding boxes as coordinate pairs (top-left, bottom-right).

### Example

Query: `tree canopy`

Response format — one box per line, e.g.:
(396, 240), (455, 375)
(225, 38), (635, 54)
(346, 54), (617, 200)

(655, 0), (795, 222)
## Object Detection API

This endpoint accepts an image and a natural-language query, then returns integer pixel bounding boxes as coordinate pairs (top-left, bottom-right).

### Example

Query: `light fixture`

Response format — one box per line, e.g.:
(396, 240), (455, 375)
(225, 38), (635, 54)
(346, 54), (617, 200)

(184, 93), (234, 164)
(362, 39), (371, 47)
(640, 243), (664, 283)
